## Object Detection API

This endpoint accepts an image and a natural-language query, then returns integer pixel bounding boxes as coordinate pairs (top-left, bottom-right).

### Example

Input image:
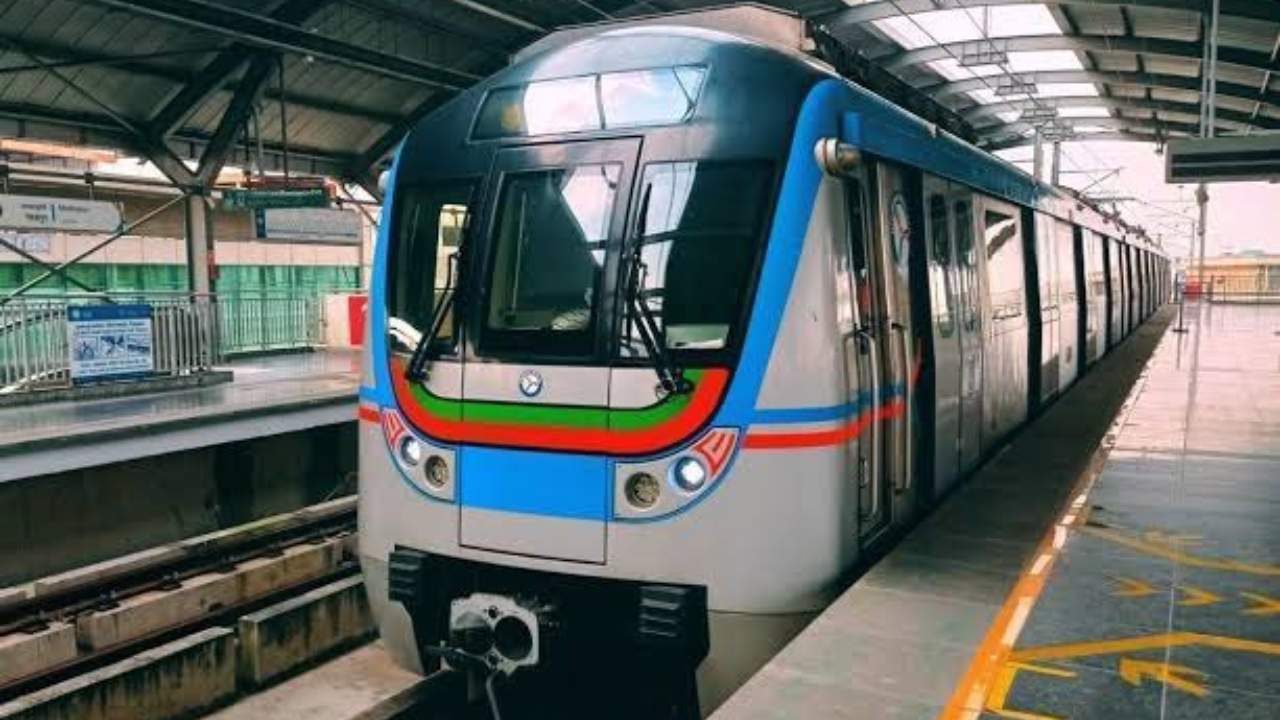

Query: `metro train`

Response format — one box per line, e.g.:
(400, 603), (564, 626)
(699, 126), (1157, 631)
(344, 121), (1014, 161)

(357, 7), (1168, 717)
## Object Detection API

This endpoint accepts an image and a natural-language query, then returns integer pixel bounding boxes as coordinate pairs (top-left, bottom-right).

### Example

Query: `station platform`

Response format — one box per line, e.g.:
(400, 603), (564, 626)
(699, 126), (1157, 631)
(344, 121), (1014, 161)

(0, 350), (359, 483)
(715, 301), (1280, 720)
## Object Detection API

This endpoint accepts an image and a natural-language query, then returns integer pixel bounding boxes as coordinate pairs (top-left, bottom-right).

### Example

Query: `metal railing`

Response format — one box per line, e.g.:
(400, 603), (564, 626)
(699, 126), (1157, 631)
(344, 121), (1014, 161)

(219, 294), (322, 356)
(0, 292), (323, 394)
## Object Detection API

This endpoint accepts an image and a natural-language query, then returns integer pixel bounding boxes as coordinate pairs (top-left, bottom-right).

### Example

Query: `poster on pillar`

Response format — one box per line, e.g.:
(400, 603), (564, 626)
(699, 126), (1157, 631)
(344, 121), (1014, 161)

(66, 305), (155, 384)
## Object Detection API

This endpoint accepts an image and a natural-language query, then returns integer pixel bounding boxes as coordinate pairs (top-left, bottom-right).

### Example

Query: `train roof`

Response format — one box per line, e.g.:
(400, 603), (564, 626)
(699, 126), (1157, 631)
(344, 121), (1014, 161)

(521, 6), (1163, 255)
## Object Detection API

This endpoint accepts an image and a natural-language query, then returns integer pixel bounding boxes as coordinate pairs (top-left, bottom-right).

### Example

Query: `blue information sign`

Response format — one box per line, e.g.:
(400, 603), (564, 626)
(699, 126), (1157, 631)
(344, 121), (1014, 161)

(66, 304), (155, 383)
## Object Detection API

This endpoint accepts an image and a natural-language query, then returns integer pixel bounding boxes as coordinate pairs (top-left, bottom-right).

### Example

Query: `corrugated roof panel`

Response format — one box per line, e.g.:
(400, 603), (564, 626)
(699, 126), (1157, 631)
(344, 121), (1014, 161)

(1064, 6), (1126, 37)
(1126, 8), (1200, 43)
(1216, 17), (1276, 54)
(1142, 57), (1200, 77)
(1092, 55), (1140, 73)
(1150, 87), (1202, 105)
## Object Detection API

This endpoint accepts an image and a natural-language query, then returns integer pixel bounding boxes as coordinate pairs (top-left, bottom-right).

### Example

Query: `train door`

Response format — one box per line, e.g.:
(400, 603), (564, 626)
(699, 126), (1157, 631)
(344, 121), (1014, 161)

(954, 194), (984, 470)
(871, 165), (917, 533)
(1034, 213), (1060, 404)
(975, 197), (1027, 449)
(842, 175), (891, 542)
(1056, 220), (1079, 392)
(923, 177), (961, 496)
(1091, 232), (1108, 363)
(1108, 238), (1123, 347)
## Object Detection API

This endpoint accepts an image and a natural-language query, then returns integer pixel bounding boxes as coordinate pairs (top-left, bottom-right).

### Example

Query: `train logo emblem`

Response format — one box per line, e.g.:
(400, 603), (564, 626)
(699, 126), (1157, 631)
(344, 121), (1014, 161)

(518, 370), (544, 398)
(889, 193), (911, 273)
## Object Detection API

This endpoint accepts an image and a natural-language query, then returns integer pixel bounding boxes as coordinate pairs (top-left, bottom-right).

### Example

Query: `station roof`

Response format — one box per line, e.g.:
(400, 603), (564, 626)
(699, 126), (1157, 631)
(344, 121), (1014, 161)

(0, 0), (1275, 188)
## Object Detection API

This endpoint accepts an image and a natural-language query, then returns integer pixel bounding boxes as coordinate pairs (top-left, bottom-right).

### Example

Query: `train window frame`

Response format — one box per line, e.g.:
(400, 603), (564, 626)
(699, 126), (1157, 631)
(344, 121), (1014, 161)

(476, 163), (623, 360)
(981, 205), (1024, 324)
(614, 158), (775, 364)
(928, 194), (955, 338)
(471, 65), (708, 141)
(385, 178), (480, 358)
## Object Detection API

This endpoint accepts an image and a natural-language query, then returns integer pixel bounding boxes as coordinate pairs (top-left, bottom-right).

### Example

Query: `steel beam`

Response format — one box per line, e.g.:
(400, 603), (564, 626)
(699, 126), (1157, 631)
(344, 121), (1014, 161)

(195, 54), (277, 186)
(146, 0), (326, 138)
(877, 34), (1277, 77)
(981, 116), (1203, 148)
(0, 100), (354, 179)
(818, 0), (1280, 29)
(987, 130), (1169, 151)
(0, 31), (402, 126)
(88, 0), (480, 90)
(962, 95), (1276, 132)
(922, 69), (1279, 110)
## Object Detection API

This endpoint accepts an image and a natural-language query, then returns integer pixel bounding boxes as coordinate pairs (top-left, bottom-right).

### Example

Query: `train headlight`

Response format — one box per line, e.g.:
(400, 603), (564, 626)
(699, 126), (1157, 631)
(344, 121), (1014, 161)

(624, 472), (661, 509)
(671, 456), (708, 493)
(424, 455), (449, 489)
(398, 436), (424, 466)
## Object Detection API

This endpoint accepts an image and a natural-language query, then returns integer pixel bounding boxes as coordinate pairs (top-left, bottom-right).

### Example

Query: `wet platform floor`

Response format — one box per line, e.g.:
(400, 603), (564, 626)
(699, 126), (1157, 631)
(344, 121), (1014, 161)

(715, 301), (1280, 720)
(0, 350), (358, 481)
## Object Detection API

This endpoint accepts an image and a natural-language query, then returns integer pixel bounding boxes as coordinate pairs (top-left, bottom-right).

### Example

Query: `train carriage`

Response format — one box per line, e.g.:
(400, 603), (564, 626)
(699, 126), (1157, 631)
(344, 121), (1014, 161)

(357, 7), (1168, 717)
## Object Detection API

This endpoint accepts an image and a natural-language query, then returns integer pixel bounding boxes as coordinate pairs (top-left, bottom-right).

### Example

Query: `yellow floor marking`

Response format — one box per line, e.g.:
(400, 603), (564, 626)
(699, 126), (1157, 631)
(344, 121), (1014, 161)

(1117, 658), (1209, 697)
(1240, 592), (1280, 616)
(985, 662), (1074, 720)
(1176, 586), (1222, 607)
(1144, 530), (1202, 546)
(1081, 526), (1280, 576)
(1010, 632), (1280, 663)
(1112, 577), (1158, 598)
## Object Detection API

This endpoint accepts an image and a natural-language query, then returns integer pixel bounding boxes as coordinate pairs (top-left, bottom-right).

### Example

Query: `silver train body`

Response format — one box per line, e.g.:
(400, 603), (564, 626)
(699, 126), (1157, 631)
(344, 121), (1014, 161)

(358, 8), (1168, 715)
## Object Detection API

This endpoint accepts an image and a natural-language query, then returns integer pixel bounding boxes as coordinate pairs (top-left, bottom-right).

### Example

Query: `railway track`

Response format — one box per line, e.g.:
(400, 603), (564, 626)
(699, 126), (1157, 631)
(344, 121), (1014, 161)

(0, 497), (359, 705)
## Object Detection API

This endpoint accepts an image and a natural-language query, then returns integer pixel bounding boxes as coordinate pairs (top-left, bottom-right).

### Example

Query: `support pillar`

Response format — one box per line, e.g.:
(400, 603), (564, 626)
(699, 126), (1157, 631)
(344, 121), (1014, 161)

(1050, 141), (1062, 186)
(1195, 183), (1209, 290)
(184, 193), (214, 295)
(1032, 131), (1044, 182)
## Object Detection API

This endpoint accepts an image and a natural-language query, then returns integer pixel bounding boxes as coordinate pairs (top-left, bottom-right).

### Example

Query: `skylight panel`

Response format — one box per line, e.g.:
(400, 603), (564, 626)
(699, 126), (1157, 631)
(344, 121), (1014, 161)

(1037, 83), (1101, 97)
(1007, 51), (1085, 73)
(926, 58), (1004, 81)
(1058, 107), (1112, 118)
(872, 5), (1062, 50)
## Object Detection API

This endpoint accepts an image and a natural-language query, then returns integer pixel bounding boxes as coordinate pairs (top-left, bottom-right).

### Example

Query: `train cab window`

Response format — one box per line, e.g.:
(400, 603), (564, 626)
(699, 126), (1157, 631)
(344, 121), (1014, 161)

(386, 181), (476, 354)
(474, 66), (706, 140)
(928, 195), (954, 337)
(983, 208), (1024, 321)
(620, 160), (771, 356)
(480, 164), (620, 357)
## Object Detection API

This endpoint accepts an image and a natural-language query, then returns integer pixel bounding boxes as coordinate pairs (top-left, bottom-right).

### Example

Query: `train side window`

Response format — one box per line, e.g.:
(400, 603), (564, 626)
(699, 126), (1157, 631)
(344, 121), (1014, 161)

(386, 181), (476, 354)
(845, 179), (873, 327)
(954, 200), (979, 330)
(982, 208), (1023, 322)
(928, 195), (954, 337)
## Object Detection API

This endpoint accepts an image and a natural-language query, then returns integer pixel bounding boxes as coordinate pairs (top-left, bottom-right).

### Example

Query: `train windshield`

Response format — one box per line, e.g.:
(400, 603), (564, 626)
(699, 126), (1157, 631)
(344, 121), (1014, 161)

(479, 164), (620, 356)
(623, 161), (772, 356)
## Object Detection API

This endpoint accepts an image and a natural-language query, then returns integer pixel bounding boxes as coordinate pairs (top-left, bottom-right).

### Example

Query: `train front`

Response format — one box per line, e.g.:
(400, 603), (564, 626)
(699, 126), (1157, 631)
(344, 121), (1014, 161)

(358, 27), (833, 713)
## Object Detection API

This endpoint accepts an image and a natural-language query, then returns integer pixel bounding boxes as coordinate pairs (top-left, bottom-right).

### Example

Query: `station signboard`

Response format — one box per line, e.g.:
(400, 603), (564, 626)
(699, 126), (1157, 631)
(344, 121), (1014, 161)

(223, 187), (331, 209)
(66, 304), (155, 384)
(253, 207), (362, 243)
(0, 194), (122, 233)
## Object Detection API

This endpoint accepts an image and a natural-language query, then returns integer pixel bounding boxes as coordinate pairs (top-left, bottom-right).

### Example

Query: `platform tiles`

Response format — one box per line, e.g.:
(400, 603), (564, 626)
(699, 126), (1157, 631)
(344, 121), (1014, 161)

(715, 307), (1193, 720)
(967, 302), (1280, 720)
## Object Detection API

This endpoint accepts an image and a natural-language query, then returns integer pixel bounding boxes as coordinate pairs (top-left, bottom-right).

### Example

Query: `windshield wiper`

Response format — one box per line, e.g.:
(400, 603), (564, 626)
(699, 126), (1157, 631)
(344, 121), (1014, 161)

(405, 216), (469, 382)
(626, 185), (692, 395)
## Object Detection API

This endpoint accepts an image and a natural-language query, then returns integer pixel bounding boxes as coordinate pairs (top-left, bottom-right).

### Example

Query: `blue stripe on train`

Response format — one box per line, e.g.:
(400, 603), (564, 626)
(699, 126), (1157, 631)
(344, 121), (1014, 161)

(750, 382), (907, 425)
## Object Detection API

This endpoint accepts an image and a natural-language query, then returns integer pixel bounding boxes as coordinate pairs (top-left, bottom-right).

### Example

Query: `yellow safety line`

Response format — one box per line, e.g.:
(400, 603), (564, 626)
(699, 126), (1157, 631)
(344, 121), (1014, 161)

(1080, 526), (1280, 576)
(1010, 632), (1280, 663)
(935, 469), (1100, 720)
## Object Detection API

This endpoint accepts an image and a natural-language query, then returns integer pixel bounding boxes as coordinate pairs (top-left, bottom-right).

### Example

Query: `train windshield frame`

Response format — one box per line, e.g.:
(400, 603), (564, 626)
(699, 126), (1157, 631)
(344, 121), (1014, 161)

(620, 159), (773, 361)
